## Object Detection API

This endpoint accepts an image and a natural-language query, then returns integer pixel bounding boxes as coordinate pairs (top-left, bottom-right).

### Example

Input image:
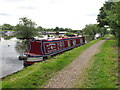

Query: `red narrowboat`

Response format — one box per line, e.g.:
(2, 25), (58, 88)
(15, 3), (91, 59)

(19, 36), (85, 66)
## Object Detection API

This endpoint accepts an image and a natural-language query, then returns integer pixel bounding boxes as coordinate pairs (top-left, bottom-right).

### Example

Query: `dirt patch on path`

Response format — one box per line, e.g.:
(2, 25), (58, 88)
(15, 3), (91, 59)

(45, 40), (105, 88)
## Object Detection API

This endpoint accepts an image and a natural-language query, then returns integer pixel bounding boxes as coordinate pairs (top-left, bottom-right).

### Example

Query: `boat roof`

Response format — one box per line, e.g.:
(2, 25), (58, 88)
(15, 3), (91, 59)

(31, 36), (83, 41)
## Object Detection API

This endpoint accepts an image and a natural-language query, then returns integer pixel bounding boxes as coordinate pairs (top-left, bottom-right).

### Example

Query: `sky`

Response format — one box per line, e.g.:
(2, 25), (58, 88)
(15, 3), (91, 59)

(0, 0), (106, 30)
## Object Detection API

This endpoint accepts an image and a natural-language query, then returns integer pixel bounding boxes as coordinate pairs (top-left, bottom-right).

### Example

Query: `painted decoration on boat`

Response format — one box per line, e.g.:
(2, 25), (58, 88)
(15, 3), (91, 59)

(27, 36), (85, 57)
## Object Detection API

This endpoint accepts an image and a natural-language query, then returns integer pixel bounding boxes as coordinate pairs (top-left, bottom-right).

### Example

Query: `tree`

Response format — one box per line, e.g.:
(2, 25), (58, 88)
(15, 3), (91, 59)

(97, 1), (120, 37)
(64, 28), (72, 32)
(97, 2), (114, 27)
(37, 26), (43, 31)
(2, 24), (13, 30)
(59, 28), (64, 31)
(14, 17), (38, 39)
(65, 32), (75, 36)
(97, 1), (120, 46)
(107, 2), (120, 32)
(0, 25), (2, 30)
(107, 1), (120, 46)
(53, 27), (59, 31)
(82, 24), (107, 41)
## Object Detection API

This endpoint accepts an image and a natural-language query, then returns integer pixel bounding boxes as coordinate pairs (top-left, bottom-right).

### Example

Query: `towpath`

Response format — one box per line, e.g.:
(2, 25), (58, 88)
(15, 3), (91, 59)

(45, 40), (105, 88)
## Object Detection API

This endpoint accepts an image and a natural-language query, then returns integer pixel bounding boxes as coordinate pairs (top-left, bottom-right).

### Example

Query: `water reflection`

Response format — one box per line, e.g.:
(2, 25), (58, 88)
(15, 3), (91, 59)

(1, 38), (24, 78)
(15, 40), (26, 55)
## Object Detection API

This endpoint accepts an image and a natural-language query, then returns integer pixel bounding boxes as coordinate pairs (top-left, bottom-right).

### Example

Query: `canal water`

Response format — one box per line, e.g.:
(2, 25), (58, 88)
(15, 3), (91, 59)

(0, 35), (51, 78)
(0, 38), (24, 78)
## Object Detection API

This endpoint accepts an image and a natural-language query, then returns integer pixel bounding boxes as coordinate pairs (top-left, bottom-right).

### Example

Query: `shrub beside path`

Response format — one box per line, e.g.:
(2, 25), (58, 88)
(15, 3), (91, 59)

(45, 40), (105, 88)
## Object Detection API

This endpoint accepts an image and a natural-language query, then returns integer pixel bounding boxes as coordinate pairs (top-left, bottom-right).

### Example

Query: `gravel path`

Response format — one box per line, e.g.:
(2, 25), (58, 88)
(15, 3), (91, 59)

(45, 40), (105, 88)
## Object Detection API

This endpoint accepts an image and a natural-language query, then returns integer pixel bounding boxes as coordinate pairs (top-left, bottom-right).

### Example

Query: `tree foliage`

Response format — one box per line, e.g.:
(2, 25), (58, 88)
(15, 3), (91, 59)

(82, 24), (107, 40)
(2, 24), (13, 30)
(14, 17), (38, 39)
(0, 25), (2, 30)
(97, 2), (114, 27)
(97, 1), (120, 46)
(97, 1), (120, 36)
(36, 26), (43, 31)
(65, 32), (75, 36)
(107, 2), (120, 37)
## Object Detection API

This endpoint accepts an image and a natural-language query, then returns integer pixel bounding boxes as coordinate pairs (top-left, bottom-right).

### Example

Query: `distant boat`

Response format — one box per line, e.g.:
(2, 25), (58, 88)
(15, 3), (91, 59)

(94, 33), (101, 39)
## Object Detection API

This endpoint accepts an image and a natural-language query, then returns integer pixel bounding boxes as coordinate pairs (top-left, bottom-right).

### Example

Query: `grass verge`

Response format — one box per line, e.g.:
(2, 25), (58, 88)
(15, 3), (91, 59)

(73, 36), (118, 88)
(2, 38), (101, 88)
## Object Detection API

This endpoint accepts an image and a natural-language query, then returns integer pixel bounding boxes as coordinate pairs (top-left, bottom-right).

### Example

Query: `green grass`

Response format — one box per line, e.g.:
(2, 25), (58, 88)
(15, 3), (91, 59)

(0, 80), (2, 89)
(102, 34), (110, 39)
(2, 38), (101, 88)
(74, 36), (118, 88)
